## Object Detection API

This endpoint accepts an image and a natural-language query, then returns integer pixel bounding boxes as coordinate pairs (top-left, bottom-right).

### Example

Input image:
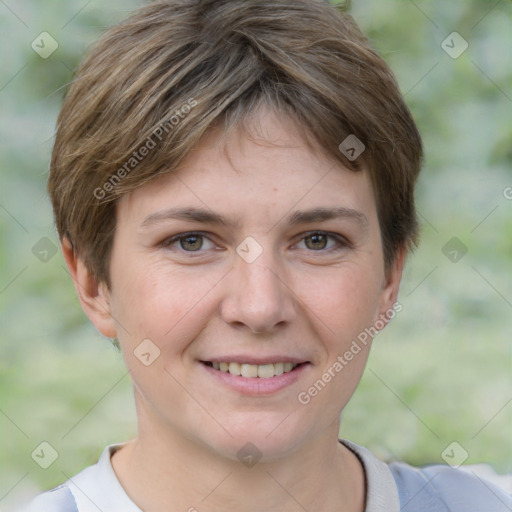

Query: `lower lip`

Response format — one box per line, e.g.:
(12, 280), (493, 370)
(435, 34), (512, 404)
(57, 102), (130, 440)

(200, 362), (310, 396)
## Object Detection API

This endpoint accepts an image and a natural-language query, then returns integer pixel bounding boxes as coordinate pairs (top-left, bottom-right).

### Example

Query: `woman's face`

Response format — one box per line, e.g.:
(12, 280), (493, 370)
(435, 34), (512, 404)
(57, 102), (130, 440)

(96, 110), (403, 462)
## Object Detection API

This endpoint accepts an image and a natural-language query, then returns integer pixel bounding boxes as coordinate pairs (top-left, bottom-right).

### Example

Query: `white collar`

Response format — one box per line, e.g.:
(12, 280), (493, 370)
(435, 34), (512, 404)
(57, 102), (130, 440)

(341, 439), (400, 512)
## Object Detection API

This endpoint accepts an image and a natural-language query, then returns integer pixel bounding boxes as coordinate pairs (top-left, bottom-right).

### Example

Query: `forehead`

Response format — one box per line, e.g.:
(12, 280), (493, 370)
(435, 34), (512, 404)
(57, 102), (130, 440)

(117, 110), (377, 225)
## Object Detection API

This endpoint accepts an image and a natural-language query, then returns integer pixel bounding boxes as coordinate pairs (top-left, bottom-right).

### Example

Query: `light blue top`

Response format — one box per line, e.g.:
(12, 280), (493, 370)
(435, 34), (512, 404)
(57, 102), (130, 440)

(19, 440), (512, 511)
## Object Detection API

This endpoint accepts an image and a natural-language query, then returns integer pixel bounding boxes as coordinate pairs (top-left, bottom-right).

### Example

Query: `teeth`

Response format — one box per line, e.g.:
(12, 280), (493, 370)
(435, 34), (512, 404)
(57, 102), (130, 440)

(241, 363), (258, 378)
(273, 362), (284, 376)
(257, 364), (275, 378)
(228, 362), (241, 375)
(212, 361), (299, 378)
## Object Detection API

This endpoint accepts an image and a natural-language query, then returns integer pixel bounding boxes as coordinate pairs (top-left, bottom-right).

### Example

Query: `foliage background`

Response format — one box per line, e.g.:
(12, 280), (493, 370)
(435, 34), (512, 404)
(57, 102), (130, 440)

(1, 0), (511, 508)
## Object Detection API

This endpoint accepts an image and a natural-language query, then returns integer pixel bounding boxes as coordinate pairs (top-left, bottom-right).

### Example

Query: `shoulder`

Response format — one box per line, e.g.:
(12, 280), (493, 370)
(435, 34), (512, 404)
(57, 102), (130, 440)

(17, 485), (77, 512)
(390, 460), (512, 511)
(17, 445), (110, 512)
(19, 443), (140, 512)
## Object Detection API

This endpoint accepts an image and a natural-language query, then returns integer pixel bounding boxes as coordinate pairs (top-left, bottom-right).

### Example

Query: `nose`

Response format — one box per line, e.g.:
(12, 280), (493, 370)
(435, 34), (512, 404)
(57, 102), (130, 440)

(220, 250), (296, 334)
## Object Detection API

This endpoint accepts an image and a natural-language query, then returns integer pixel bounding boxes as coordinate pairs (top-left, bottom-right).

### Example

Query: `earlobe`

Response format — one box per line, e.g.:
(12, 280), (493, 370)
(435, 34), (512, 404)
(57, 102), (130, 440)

(376, 247), (407, 330)
(61, 238), (117, 338)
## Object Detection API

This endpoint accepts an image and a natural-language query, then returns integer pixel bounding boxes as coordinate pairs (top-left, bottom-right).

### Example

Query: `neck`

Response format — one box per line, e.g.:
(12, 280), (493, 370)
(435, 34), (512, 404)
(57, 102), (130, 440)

(112, 409), (365, 512)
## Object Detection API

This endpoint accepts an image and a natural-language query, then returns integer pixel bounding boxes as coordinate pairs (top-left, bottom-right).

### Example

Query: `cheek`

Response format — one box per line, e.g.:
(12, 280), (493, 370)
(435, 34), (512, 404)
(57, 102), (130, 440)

(297, 264), (383, 343)
(295, 269), (380, 416)
(110, 261), (217, 352)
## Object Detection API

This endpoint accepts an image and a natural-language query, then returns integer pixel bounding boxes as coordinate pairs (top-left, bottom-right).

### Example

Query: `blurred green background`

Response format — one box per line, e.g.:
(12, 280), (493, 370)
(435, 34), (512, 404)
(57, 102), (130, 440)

(1, 0), (511, 508)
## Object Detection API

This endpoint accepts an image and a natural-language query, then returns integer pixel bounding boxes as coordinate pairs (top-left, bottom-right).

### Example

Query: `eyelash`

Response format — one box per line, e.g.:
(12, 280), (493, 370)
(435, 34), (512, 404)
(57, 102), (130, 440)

(161, 231), (352, 255)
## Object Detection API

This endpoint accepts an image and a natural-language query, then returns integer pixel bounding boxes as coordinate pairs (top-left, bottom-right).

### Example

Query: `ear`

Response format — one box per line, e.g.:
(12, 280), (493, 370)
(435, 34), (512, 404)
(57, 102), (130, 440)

(375, 246), (407, 329)
(61, 238), (117, 338)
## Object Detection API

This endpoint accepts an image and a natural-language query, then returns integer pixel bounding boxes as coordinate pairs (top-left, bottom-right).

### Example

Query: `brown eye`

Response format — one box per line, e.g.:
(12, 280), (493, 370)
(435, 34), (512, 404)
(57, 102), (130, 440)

(163, 232), (215, 253)
(179, 234), (203, 251)
(295, 231), (350, 253)
(304, 233), (329, 250)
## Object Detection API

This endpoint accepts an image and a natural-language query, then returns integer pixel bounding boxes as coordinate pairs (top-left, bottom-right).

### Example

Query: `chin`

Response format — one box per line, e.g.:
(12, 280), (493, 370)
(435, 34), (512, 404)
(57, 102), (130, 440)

(198, 413), (313, 464)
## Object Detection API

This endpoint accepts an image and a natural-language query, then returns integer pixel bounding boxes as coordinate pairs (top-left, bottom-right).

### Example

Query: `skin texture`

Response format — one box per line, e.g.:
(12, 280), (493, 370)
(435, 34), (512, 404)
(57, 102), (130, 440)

(63, 109), (405, 512)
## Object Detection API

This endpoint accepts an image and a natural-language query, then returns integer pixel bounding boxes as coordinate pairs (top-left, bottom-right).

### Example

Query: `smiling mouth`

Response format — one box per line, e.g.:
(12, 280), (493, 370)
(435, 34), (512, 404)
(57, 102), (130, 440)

(201, 361), (306, 378)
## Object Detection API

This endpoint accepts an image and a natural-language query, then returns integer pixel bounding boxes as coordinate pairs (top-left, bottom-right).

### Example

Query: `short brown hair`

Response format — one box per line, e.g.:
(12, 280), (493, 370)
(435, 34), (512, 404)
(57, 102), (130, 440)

(49, 0), (423, 288)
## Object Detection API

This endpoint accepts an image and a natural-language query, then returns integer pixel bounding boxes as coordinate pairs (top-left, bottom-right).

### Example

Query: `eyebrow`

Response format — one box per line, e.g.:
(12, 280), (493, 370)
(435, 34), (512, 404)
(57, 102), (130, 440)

(140, 206), (369, 231)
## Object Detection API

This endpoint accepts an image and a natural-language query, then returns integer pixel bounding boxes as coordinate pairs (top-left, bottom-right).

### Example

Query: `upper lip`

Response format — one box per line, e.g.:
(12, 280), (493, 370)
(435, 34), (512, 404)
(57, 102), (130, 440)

(200, 356), (309, 365)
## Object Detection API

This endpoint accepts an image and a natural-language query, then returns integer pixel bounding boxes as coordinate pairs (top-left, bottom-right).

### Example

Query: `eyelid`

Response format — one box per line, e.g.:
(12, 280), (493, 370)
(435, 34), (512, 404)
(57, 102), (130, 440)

(293, 231), (353, 251)
(162, 230), (352, 254)
(162, 231), (218, 252)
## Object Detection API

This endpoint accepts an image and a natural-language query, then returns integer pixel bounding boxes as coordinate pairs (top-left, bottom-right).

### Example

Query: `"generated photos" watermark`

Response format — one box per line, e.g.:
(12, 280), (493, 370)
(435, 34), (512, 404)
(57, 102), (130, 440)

(298, 302), (402, 405)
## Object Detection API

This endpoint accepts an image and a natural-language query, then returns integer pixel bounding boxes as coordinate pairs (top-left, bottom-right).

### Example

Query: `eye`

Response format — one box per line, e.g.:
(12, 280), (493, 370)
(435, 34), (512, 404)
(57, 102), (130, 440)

(296, 231), (350, 251)
(161, 230), (350, 256)
(163, 232), (216, 253)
